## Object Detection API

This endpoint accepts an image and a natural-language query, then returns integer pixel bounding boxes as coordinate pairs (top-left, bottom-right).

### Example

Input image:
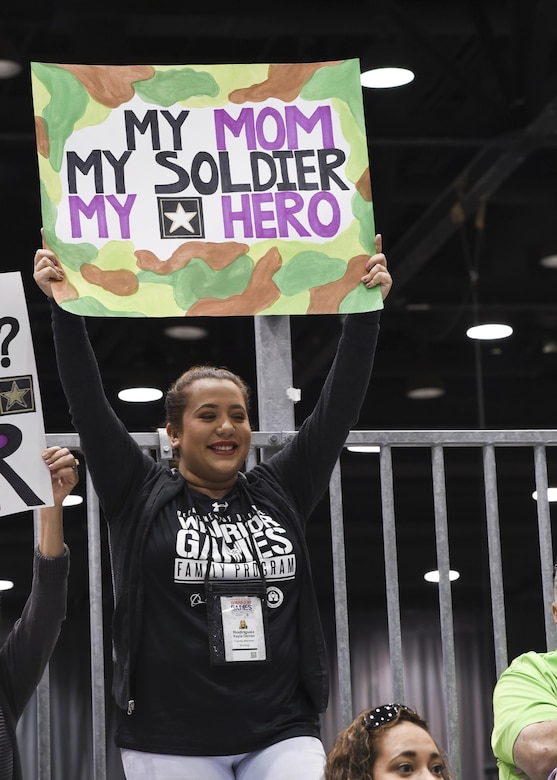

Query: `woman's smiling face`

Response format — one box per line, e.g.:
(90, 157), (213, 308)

(372, 721), (447, 779)
(166, 377), (252, 496)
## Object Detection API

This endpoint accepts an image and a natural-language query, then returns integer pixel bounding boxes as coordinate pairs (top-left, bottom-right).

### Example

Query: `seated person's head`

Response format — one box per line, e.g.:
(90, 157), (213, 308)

(325, 703), (453, 780)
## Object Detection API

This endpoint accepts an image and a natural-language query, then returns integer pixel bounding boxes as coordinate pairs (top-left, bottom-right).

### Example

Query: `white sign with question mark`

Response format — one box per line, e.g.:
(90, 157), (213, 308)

(0, 272), (53, 515)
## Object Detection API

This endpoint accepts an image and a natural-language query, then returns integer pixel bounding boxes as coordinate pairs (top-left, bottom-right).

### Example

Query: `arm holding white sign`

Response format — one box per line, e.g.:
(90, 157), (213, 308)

(0, 445), (75, 778)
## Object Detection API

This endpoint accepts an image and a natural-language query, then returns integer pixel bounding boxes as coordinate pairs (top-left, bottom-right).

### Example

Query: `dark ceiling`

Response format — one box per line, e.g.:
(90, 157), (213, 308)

(1, 1), (557, 660)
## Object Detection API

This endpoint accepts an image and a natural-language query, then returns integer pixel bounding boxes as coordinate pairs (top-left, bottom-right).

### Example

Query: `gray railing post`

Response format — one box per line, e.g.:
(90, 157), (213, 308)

(253, 316), (296, 436)
(533, 445), (557, 650)
(431, 445), (461, 780)
(379, 444), (405, 702)
(86, 471), (107, 780)
(482, 444), (508, 676)
(329, 459), (353, 728)
(34, 508), (51, 780)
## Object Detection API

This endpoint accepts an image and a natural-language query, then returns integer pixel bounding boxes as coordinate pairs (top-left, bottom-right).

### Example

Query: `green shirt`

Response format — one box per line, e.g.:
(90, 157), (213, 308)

(492, 650), (557, 780)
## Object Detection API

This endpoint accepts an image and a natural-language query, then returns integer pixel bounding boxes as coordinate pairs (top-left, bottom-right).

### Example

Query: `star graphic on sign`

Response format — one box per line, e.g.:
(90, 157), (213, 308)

(1, 380), (30, 412)
(164, 203), (198, 234)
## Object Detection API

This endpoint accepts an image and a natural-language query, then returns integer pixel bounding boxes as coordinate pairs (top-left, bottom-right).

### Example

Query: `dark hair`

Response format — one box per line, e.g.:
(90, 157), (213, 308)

(324, 704), (453, 780)
(165, 365), (251, 434)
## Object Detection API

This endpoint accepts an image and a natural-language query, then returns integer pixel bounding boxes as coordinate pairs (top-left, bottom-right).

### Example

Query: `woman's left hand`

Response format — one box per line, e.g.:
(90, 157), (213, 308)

(362, 233), (392, 301)
(42, 446), (80, 506)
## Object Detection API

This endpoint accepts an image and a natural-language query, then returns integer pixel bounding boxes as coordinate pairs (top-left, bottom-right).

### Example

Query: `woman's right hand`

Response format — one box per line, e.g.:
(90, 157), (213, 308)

(33, 230), (64, 299)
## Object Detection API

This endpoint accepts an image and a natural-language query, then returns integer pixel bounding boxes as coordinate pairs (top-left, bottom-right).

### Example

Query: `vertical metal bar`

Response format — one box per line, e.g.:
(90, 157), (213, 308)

(482, 445), (508, 676)
(33, 508), (51, 780)
(379, 445), (404, 702)
(36, 672), (51, 780)
(245, 446), (258, 470)
(253, 317), (295, 451)
(533, 445), (557, 650)
(431, 445), (461, 780)
(328, 459), (353, 729)
(86, 472), (107, 780)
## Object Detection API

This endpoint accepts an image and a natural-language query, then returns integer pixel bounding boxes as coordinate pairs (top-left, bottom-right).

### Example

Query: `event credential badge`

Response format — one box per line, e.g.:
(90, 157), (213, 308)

(206, 580), (270, 664)
(31, 60), (381, 317)
(221, 595), (266, 662)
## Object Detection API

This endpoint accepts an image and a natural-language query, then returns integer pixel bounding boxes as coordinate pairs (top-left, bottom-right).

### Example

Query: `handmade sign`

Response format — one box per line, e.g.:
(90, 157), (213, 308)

(31, 60), (380, 317)
(0, 273), (53, 516)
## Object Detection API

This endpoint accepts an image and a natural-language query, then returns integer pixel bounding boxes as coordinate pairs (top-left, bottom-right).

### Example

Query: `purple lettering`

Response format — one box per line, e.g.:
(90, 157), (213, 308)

(221, 194), (254, 238)
(275, 192), (310, 238)
(307, 192), (340, 237)
(214, 108), (256, 151)
(69, 195), (108, 238)
(255, 107), (286, 151)
(285, 104), (335, 149)
(252, 193), (277, 239)
(106, 194), (136, 239)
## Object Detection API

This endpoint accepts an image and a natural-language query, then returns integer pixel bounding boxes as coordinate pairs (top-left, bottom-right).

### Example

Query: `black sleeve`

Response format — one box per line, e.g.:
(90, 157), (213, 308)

(1, 548), (69, 717)
(50, 302), (158, 518)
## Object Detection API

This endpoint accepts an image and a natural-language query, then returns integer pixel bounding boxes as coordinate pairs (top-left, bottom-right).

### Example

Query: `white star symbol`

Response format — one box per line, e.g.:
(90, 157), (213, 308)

(164, 203), (198, 234)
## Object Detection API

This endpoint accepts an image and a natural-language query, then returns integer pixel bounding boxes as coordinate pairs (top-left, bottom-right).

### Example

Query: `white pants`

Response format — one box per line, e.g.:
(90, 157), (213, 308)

(121, 736), (325, 780)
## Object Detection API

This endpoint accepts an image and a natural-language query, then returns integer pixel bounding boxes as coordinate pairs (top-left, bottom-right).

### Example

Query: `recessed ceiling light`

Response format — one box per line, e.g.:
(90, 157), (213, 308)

(0, 580), (14, 591)
(532, 488), (557, 502)
(0, 39), (21, 79)
(346, 445), (380, 453)
(164, 325), (208, 340)
(406, 385), (445, 400)
(540, 254), (557, 269)
(118, 387), (163, 403)
(360, 67), (415, 89)
(405, 372), (445, 400)
(424, 569), (460, 583)
(0, 60), (21, 79)
(62, 494), (83, 507)
(466, 323), (513, 340)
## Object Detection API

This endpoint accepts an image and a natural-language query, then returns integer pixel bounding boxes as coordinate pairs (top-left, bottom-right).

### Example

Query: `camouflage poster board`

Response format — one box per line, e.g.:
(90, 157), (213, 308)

(31, 60), (381, 317)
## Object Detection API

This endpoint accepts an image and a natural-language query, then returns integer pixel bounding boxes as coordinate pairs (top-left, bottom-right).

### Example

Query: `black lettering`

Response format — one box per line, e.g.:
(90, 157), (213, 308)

(250, 152), (277, 192)
(125, 109), (161, 151)
(154, 151), (190, 194)
(161, 110), (190, 151)
(318, 148), (349, 191)
(219, 151), (251, 192)
(67, 150), (103, 194)
(102, 150), (132, 194)
(273, 150), (297, 191)
(294, 150), (319, 191)
(190, 152), (219, 195)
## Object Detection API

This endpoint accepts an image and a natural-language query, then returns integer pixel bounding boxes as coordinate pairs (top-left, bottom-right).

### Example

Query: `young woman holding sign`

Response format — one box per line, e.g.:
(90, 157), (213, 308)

(33, 235), (391, 780)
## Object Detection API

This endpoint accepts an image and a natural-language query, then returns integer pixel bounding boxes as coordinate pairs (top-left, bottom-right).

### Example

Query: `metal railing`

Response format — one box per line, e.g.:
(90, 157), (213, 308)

(30, 427), (557, 780)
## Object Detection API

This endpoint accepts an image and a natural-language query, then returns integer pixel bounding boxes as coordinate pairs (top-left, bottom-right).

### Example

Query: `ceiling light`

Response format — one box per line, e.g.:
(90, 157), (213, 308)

(164, 325), (208, 341)
(0, 38), (22, 79)
(405, 373), (445, 400)
(360, 66), (415, 89)
(543, 340), (557, 354)
(540, 254), (557, 269)
(424, 569), (460, 583)
(346, 445), (380, 453)
(532, 488), (557, 502)
(118, 387), (163, 403)
(0, 580), (14, 591)
(466, 323), (513, 340)
(62, 494), (84, 507)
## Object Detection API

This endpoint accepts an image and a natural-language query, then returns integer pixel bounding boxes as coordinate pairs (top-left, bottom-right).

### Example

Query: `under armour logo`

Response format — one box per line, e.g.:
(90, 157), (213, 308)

(212, 500), (229, 512)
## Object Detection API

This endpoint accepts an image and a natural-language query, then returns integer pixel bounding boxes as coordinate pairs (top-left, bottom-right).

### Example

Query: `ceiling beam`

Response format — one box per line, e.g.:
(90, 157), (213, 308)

(387, 95), (557, 293)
